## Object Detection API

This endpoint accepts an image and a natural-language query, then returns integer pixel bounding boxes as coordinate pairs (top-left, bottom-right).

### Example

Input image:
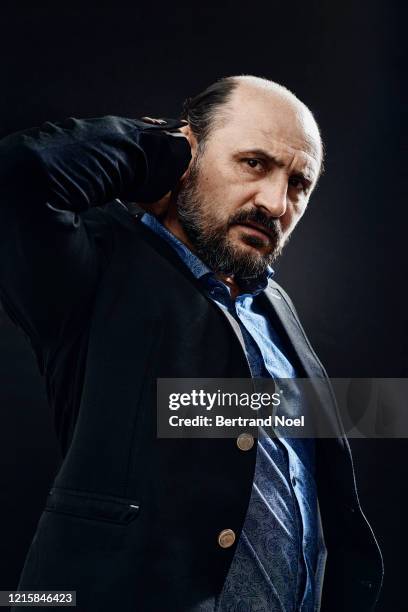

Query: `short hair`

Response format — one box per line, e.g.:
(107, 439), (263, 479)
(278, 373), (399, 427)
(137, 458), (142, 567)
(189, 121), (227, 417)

(180, 76), (238, 145)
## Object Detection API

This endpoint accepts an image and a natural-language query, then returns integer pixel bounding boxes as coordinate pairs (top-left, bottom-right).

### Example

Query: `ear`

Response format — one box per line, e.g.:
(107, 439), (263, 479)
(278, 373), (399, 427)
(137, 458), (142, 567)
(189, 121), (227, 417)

(178, 124), (198, 157)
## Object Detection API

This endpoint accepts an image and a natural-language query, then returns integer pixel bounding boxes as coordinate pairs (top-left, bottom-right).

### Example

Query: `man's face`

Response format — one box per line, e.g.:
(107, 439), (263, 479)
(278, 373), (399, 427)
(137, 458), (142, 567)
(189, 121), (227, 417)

(175, 85), (322, 280)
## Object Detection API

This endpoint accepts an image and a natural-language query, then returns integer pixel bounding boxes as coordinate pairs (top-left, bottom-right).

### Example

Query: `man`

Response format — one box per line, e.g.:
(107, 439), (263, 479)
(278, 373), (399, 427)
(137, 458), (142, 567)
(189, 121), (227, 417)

(0, 75), (383, 611)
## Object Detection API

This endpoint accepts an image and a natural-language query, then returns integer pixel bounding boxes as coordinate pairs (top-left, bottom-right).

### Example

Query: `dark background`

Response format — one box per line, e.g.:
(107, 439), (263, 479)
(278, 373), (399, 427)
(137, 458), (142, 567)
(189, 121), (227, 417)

(0, 1), (404, 610)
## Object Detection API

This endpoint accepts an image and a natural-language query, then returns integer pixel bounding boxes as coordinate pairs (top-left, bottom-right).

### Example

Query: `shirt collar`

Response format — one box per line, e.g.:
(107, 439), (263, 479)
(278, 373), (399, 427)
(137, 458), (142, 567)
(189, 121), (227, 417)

(140, 212), (274, 296)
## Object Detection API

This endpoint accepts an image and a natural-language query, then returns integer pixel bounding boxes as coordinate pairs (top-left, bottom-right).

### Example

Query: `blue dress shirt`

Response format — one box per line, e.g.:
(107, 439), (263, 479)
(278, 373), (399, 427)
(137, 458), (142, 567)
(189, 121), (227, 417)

(141, 212), (324, 611)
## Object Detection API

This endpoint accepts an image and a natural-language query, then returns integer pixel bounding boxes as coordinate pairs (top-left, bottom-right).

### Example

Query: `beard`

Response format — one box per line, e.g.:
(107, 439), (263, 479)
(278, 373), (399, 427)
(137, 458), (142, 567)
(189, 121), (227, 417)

(175, 156), (284, 282)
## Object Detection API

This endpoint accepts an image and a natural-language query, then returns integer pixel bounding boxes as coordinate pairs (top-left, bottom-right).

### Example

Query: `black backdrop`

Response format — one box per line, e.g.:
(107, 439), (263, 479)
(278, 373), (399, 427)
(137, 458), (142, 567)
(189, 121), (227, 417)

(0, 1), (405, 610)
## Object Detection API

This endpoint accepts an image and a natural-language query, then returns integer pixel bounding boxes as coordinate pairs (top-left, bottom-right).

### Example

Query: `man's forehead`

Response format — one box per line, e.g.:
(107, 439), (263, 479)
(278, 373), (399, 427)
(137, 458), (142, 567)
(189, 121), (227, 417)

(221, 84), (322, 163)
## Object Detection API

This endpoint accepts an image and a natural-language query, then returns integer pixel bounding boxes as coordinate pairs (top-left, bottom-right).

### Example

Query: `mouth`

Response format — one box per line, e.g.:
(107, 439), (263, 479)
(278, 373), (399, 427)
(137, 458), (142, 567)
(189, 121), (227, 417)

(234, 222), (272, 240)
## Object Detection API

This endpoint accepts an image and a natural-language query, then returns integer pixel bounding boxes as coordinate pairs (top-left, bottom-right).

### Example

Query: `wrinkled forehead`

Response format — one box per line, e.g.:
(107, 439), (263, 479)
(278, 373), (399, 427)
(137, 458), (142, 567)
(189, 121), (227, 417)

(214, 86), (322, 169)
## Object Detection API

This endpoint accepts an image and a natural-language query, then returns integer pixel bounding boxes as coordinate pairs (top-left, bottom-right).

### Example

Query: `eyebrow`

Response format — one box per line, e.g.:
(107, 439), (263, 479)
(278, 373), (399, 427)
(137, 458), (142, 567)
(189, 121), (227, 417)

(236, 148), (317, 183)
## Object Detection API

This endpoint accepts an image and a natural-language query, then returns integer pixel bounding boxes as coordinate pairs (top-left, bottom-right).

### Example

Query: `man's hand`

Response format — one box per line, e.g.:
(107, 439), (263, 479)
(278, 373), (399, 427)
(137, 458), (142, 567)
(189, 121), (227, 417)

(135, 118), (198, 218)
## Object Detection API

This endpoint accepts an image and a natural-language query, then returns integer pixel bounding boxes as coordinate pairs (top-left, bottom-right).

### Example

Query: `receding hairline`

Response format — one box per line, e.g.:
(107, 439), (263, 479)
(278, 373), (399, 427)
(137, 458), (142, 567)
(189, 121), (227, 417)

(215, 75), (324, 170)
(227, 75), (302, 102)
(182, 74), (325, 175)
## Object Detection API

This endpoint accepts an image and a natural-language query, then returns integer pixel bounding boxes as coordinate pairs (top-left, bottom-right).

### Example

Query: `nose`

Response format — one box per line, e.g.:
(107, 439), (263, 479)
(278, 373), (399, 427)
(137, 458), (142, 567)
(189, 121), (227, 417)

(254, 175), (288, 218)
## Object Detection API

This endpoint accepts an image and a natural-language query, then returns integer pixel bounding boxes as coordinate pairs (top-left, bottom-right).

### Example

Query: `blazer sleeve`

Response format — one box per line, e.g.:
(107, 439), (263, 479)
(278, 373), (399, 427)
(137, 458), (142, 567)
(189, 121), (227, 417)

(0, 115), (191, 370)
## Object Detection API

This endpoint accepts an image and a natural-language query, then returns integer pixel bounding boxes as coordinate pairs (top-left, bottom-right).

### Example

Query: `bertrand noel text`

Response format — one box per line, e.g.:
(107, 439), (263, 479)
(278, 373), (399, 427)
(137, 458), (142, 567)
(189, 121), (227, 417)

(168, 415), (305, 427)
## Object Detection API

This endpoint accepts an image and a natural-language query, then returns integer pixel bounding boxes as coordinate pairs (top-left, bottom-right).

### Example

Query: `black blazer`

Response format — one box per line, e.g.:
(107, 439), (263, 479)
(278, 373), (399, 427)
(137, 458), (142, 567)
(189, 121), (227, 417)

(0, 116), (383, 611)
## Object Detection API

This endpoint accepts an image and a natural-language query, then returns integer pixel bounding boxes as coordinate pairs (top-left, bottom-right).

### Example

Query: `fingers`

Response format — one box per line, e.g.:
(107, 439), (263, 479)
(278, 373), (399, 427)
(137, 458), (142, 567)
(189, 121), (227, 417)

(137, 116), (196, 201)
(141, 116), (188, 125)
(140, 117), (167, 125)
(143, 118), (198, 178)
(163, 131), (188, 138)
(140, 116), (188, 131)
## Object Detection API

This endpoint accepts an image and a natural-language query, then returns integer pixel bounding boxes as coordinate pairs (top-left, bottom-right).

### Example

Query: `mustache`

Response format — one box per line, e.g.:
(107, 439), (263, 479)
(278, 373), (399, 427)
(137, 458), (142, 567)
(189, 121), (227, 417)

(228, 208), (282, 240)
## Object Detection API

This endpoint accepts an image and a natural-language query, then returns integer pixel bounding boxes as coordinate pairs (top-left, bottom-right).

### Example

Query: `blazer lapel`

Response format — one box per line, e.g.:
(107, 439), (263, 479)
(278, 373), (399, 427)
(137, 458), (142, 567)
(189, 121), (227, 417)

(262, 281), (346, 441)
(262, 283), (322, 378)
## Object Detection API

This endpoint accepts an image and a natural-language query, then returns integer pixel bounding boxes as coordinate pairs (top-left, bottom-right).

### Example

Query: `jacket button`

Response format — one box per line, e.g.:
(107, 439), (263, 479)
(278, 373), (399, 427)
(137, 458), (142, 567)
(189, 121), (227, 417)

(218, 529), (236, 548)
(236, 432), (254, 451)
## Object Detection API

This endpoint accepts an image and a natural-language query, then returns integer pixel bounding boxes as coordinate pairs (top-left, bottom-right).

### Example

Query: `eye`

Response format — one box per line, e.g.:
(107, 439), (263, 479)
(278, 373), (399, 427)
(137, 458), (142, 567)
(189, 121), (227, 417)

(289, 174), (309, 193)
(242, 158), (265, 172)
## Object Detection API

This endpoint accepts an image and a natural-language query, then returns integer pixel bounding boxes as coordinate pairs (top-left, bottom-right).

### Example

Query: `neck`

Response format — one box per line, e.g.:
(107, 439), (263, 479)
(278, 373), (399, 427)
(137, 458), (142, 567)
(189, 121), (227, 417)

(162, 209), (243, 299)
(216, 273), (241, 299)
(162, 207), (195, 251)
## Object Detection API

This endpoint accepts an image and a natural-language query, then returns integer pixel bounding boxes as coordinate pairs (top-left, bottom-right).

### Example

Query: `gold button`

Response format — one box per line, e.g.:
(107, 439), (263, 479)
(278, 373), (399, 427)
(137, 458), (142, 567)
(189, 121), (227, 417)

(236, 432), (254, 451)
(218, 529), (236, 548)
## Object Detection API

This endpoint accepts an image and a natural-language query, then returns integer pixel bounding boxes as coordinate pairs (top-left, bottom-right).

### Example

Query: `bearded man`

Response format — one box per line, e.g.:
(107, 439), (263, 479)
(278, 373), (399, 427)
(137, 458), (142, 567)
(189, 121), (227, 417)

(0, 75), (383, 611)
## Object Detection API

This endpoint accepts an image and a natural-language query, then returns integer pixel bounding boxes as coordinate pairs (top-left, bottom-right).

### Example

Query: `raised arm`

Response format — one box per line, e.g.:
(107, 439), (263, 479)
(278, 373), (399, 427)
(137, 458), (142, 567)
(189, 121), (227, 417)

(0, 115), (191, 369)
